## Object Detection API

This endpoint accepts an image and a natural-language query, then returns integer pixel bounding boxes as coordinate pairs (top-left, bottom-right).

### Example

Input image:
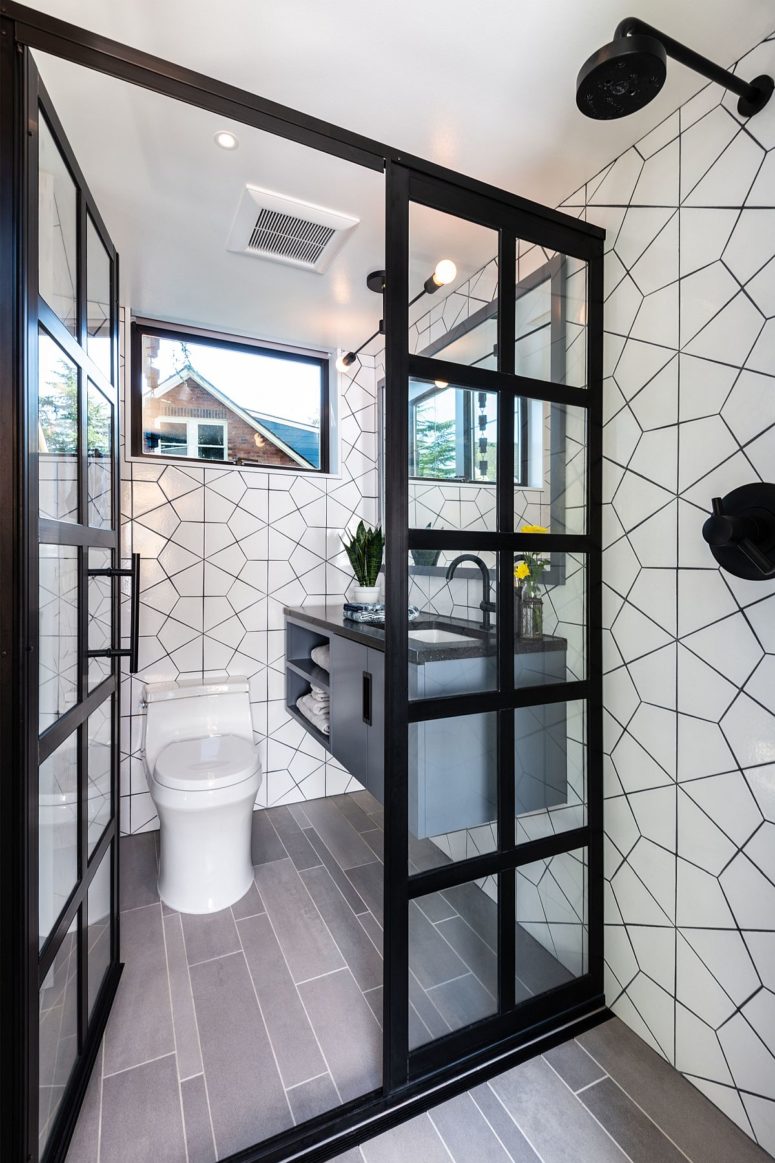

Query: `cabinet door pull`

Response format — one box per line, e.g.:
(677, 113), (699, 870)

(362, 671), (372, 726)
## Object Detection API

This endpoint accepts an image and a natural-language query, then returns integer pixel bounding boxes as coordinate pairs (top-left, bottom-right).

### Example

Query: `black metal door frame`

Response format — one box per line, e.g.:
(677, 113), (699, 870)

(0, 6), (605, 1162)
(383, 162), (604, 1088)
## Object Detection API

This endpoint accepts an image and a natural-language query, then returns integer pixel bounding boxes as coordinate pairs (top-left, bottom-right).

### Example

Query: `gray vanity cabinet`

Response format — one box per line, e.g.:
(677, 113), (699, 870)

(329, 635), (384, 800)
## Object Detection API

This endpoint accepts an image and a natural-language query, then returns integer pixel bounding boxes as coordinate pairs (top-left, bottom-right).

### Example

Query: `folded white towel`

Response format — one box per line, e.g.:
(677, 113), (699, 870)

(310, 644), (330, 671)
(297, 693), (330, 735)
(309, 684), (329, 702)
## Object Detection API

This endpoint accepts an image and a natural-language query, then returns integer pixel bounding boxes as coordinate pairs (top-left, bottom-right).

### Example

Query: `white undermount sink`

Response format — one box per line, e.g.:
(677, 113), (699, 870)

(409, 628), (475, 645)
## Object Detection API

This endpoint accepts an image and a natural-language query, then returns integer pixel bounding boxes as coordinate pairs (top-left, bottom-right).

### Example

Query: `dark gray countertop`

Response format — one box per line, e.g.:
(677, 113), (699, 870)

(284, 605), (566, 663)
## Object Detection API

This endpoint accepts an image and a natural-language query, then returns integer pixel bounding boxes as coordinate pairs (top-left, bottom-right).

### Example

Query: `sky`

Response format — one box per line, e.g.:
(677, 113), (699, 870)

(148, 335), (323, 426)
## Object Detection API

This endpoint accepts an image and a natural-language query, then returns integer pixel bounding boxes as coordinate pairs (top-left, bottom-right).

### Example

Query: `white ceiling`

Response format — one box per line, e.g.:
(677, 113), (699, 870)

(28, 0), (775, 352)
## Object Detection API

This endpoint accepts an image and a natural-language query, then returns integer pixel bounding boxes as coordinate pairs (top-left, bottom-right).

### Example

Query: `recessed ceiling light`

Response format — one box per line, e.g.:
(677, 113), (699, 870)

(214, 130), (239, 151)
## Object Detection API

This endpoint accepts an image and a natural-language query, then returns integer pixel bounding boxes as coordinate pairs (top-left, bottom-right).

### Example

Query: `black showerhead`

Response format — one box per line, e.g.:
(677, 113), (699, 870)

(576, 17), (773, 121)
(576, 33), (666, 120)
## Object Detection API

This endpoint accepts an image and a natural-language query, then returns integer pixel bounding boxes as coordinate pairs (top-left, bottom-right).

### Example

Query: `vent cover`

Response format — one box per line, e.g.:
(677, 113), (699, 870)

(227, 186), (359, 273)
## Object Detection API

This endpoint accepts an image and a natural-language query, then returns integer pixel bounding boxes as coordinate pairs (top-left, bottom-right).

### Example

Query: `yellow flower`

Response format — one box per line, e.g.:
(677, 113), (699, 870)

(521, 524), (548, 534)
(515, 561), (530, 580)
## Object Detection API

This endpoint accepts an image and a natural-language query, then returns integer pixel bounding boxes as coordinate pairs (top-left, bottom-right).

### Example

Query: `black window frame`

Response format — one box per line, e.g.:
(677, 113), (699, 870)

(130, 320), (331, 474)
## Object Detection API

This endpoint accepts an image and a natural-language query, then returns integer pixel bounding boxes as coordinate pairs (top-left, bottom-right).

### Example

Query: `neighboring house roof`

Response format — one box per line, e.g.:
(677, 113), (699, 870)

(245, 411), (321, 470)
(150, 367), (318, 469)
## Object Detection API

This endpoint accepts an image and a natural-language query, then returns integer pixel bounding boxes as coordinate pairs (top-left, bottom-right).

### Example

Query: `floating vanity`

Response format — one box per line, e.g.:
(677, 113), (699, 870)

(285, 605), (569, 839)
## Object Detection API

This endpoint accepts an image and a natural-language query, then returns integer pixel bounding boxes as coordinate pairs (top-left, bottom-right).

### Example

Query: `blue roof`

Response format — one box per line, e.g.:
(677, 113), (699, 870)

(248, 413), (321, 469)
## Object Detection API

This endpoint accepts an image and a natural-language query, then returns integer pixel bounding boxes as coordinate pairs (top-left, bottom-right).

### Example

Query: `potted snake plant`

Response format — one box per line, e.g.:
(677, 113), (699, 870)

(342, 520), (385, 604)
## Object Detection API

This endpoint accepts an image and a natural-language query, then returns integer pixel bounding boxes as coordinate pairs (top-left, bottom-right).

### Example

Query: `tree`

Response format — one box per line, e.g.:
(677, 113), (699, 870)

(414, 409), (457, 478)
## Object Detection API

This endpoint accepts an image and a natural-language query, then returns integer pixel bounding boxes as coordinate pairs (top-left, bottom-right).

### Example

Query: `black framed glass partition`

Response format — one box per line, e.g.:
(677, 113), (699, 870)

(383, 162), (603, 1087)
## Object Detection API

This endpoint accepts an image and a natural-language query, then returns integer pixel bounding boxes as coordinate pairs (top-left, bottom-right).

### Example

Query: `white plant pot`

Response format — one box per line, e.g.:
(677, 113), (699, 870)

(354, 585), (381, 605)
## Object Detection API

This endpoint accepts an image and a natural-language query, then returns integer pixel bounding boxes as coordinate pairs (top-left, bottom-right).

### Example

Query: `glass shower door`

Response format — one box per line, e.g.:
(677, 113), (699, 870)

(383, 162), (603, 1086)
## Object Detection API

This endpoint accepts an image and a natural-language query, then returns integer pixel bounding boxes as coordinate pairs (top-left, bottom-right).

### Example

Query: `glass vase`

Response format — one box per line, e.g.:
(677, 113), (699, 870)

(519, 594), (543, 639)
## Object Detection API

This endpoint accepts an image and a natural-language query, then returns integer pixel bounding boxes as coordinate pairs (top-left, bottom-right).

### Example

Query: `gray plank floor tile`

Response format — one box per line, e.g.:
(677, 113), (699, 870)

(578, 1018), (773, 1163)
(252, 808), (288, 864)
(104, 904), (174, 1075)
(181, 1074), (217, 1163)
(181, 907), (240, 966)
(329, 1150), (366, 1163)
(488, 1055), (629, 1162)
(300, 866), (383, 991)
(266, 805), (322, 871)
(190, 951), (291, 1157)
(409, 901), (467, 989)
(64, 1043), (101, 1163)
(254, 857), (345, 984)
(119, 833), (158, 910)
(303, 798), (377, 870)
(286, 1073), (340, 1125)
(409, 970), (450, 1045)
(162, 911), (203, 1079)
(361, 828), (384, 861)
(426, 972), (496, 1031)
(409, 834), (452, 873)
(287, 802), (312, 828)
(303, 826), (371, 915)
(330, 793), (377, 833)
(579, 1076), (688, 1163)
(299, 968), (381, 1103)
(364, 986), (382, 1027)
(349, 789), (382, 816)
(415, 890), (457, 924)
(544, 1038), (607, 1093)
(469, 1082), (543, 1162)
(428, 1091), (513, 1162)
(230, 881), (264, 921)
(101, 1054), (185, 1163)
(442, 882), (497, 948)
(436, 913), (498, 995)
(346, 861), (383, 923)
(238, 912), (326, 1088)
(361, 1113), (450, 1163)
(359, 909), (382, 954)
(517, 925), (574, 993)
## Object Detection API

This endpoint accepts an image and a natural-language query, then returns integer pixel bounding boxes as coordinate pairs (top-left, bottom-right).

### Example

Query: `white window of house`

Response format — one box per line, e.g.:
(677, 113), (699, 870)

(157, 418), (227, 461)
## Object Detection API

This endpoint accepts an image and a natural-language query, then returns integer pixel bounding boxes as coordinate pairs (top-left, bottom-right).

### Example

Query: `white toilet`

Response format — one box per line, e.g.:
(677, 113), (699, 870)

(143, 677), (262, 914)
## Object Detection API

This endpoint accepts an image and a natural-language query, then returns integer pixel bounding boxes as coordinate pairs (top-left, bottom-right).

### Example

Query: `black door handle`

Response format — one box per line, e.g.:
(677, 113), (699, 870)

(362, 671), (372, 726)
(87, 552), (141, 673)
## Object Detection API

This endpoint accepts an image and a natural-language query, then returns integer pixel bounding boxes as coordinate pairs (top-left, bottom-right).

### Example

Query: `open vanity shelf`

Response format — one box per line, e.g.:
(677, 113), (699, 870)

(285, 615), (332, 752)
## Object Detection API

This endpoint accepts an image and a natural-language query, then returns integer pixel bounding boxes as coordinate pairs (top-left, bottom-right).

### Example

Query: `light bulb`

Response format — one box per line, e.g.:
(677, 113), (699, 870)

(214, 130), (239, 150)
(434, 380), (448, 389)
(336, 352), (356, 373)
(432, 258), (457, 287)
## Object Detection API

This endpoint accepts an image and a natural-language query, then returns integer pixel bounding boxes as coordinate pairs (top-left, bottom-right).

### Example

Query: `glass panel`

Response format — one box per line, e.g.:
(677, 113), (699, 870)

(409, 877), (498, 1048)
(515, 847), (587, 1001)
(408, 379), (498, 533)
(514, 398), (587, 535)
(39, 544), (79, 731)
(39, 330), (79, 523)
(516, 700), (587, 842)
(408, 549), (497, 698)
(409, 712), (497, 867)
(515, 246), (587, 388)
(139, 330), (324, 468)
(39, 733), (78, 947)
(87, 380), (113, 528)
(409, 204), (498, 364)
(88, 547), (112, 691)
(39, 915), (79, 1154)
(38, 114), (77, 336)
(86, 215), (112, 380)
(88, 846), (112, 1015)
(87, 699), (112, 854)
(514, 551), (586, 685)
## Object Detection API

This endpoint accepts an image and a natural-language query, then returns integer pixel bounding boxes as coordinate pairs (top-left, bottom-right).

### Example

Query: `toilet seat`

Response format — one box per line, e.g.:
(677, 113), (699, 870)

(153, 734), (258, 792)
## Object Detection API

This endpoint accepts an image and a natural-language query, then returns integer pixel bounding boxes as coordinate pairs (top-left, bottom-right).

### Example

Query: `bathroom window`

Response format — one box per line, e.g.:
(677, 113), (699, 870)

(131, 321), (331, 472)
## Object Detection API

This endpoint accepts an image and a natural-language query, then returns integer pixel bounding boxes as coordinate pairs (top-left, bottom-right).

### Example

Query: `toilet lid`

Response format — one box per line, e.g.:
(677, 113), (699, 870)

(154, 735), (259, 792)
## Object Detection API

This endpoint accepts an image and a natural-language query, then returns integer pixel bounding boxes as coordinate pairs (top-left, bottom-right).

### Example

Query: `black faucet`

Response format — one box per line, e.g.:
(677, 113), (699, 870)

(445, 554), (496, 631)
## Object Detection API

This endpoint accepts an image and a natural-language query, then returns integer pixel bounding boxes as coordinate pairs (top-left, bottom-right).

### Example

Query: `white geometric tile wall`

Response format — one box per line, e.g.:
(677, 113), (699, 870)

(118, 332), (379, 835)
(564, 29), (775, 1155)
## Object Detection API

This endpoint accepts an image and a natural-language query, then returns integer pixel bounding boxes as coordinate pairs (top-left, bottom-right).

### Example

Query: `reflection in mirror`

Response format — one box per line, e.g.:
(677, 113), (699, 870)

(39, 330), (79, 523)
(38, 112), (78, 336)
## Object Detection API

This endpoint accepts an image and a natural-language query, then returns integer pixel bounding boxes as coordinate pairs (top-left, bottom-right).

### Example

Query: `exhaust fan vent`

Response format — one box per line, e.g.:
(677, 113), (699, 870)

(227, 185), (359, 273)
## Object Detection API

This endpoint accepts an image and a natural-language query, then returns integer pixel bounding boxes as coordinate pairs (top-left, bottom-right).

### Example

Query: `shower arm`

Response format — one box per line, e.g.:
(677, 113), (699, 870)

(615, 17), (767, 107)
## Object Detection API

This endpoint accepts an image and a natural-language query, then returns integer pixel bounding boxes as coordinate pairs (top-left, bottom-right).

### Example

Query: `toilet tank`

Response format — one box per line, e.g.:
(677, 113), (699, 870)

(143, 677), (253, 774)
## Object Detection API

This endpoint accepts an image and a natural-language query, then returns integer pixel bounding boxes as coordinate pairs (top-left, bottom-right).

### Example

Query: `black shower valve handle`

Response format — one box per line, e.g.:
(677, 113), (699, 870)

(703, 496), (775, 578)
